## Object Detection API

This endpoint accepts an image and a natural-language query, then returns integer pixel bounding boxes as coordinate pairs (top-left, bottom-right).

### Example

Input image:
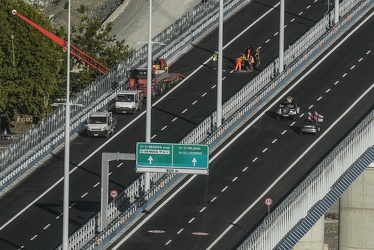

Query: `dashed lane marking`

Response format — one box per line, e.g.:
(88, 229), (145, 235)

(200, 207), (206, 213)
(221, 186), (228, 192)
(177, 228), (184, 234)
(81, 192), (88, 198)
(182, 109), (188, 113)
(317, 96), (322, 101)
(252, 157), (258, 162)
(172, 117), (177, 122)
(93, 182), (100, 188)
(262, 148), (268, 153)
(308, 105), (314, 109)
(272, 139), (277, 143)
(232, 177), (238, 182)
(188, 218), (195, 223)
(210, 197), (217, 202)
(326, 88), (331, 93)
(281, 130), (287, 135)
(161, 126), (167, 130)
(242, 167), (248, 172)
(43, 224), (51, 230)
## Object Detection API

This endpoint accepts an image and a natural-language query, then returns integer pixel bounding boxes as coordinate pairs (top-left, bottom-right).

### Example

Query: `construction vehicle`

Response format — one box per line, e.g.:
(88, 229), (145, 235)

(115, 90), (144, 114)
(12, 10), (110, 74)
(128, 58), (184, 98)
(86, 111), (116, 138)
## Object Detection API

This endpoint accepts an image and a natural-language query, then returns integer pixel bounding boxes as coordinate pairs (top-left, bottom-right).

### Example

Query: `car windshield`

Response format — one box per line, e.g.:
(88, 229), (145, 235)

(88, 117), (107, 124)
(117, 94), (134, 102)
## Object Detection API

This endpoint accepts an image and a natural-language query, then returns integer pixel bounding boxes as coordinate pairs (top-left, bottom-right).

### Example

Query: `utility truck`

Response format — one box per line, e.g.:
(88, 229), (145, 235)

(86, 111), (116, 138)
(115, 90), (144, 114)
(128, 58), (184, 98)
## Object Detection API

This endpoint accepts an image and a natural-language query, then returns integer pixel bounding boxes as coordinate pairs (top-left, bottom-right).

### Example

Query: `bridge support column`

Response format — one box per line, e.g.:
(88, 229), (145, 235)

(339, 165), (374, 249)
(293, 216), (325, 250)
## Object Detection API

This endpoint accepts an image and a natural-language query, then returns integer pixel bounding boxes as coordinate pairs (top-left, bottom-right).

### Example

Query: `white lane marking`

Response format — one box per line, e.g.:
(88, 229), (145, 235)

(232, 177), (238, 182)
(109, 172), (112, 176)
(350, 65), (355, 70)
(161, 126), (167, 130)
(367, 50), (371, 54)
(284, 24), (287, 28)
(210, 197), (217, 202)
(252, 157), (258, 162)
(182, 109), (188, 113)
(290, 122), (295, 127)
(200, 207), (206, 213)
(165, 240), (172, 245)
(69, 203), (75, 208)
(117, 163), (123, 168)
(151, 134), (157, 139)
(342, 73), (347, 77)
(192, 100), (198, 105)
(93, 182), (100, 188)
(317, 96), (322, 101)
(43, 224), (51, 230)
(18, 246), (24, 250)
(222, 77), (227, 81)
(326, 88), (331, 93)
(308, 105), (314, 109)
(202, 92), (207, 97)
(265, 39), (271, 44)
(30, 235), (38, 241)
(172, 117), (177, 122)
(177, 228), (184, 234)
(56, 213), (62, 219)
(207, 83), (374, 249)
(358, 58), (363, 62)
(299, 11), (303, 15)
(306, 5), (311, 9)
(81, 192), (88, 198)
(334, 80), (339, 85)
(274, 32), (279, 36)
(221, 186), (228, 192)
(262, 148), (268, 153)
(272, 139), (277, 144)
(188, 218), (195, 223)
(242, 167), (248, 172)
(282, 130), (287, 135)
(211, 85), (216, 89)
(290, 18), (295, 22)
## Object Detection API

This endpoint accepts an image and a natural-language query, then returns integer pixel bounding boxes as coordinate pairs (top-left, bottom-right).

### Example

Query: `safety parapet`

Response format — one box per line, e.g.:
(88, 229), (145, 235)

(55, 1), (374, 249)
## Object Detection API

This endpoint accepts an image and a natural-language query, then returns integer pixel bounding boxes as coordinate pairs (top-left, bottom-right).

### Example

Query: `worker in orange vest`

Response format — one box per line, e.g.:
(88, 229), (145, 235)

(235, 54), (243, 71)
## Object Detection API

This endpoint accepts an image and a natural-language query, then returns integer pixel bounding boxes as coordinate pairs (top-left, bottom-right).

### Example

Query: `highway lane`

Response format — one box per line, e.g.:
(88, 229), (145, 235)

(0, 0), (329, 249)
(111, 9), (374, 250)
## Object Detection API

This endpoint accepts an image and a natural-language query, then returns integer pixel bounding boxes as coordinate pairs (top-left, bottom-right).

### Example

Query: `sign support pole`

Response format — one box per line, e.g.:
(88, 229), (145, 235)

(100, 153), (135, 231)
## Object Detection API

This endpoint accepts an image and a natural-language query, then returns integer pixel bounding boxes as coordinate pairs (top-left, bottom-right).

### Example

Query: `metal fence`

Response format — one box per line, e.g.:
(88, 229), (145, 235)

(56, 0), (373, 249)
(0, 0), (251, 195)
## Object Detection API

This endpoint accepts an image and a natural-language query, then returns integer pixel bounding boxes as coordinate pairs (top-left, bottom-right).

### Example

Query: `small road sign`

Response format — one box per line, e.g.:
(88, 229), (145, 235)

(136, 142), (209, 175)
(110, 190), (118, 198)
(265, 197), (273, 206)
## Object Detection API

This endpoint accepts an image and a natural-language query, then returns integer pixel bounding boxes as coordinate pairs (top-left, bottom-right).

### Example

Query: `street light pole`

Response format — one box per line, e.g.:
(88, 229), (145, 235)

(216, 0), (223, 127)
(279, 0), (285, 73)
(145, 0), (152, 192)
(62, 0), (71, 249)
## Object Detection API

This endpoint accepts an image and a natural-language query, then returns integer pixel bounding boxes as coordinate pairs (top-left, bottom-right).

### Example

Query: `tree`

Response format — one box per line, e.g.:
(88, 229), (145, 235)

(0, 0), (64, 128)
(0, 0), (135, 131)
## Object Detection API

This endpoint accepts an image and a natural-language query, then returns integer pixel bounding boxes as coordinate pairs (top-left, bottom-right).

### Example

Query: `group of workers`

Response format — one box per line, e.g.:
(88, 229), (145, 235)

(235, 46), (259, 72)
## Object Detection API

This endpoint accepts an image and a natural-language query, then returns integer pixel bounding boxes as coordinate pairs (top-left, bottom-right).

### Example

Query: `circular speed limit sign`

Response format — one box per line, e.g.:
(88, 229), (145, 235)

(264, 197), (273, 206)
(110, 190), (118, 198)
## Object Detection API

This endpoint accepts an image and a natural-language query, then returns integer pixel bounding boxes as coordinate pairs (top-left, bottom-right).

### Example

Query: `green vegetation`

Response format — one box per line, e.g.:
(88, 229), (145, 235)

(0, 0), (135, 132)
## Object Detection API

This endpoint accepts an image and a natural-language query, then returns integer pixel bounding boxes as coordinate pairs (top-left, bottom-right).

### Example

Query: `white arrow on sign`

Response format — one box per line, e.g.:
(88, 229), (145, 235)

(148, 156), (153, 164)
(192, 158), (197, 166)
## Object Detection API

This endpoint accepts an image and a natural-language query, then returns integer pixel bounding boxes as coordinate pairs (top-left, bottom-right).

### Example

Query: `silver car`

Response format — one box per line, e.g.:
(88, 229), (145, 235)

(300, 119), (321, 135)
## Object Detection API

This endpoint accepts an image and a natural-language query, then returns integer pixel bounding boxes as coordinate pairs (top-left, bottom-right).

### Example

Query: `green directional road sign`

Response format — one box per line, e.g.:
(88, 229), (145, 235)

(136, 142), (209, 175)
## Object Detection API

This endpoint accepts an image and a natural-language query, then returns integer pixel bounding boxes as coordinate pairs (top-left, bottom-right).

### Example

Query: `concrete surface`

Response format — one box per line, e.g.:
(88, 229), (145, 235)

(106, 0), (201, 50)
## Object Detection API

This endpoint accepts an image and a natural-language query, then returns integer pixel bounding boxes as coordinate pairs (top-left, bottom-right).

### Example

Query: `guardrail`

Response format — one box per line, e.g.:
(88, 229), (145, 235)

(57, 0), (373, 249)
(0, 0), (251, 196)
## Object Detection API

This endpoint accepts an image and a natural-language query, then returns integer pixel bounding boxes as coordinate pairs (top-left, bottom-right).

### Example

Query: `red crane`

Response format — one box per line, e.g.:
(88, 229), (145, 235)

(12, 10), (110, 74)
